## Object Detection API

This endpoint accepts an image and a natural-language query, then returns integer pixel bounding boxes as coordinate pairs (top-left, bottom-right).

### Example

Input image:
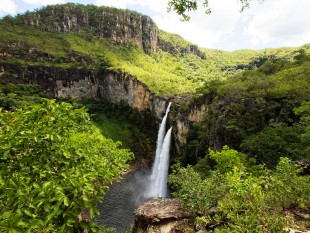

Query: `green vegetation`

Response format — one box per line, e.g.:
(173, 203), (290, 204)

(169, 50), (310, 232)
(158, 30), (193, 51)
(1, 4), (309, 95)
(184, 51), (310, 166)
(0, 4), (310, 232)
(0, 80), (48, 110)
(81, 99), (155, 162)
(168, 0), (263, 21)
(0, 100), (133, 232)
(169, 148), (310, 232)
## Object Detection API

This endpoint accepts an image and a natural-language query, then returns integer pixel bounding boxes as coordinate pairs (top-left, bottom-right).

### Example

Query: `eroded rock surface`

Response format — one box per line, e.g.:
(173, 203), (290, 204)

(133, 199), (195, 233)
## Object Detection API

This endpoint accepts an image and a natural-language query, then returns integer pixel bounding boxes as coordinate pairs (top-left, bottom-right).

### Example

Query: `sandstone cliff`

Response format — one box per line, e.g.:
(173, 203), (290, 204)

(0, 61), (208, 161)
(0, 63), (169, 119)
(9, 4), (157, 54)
(4, 3), (205, 57)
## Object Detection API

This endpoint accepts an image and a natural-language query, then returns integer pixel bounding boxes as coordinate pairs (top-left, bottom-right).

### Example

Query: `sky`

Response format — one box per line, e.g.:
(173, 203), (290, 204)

(1, 0), (310, 51)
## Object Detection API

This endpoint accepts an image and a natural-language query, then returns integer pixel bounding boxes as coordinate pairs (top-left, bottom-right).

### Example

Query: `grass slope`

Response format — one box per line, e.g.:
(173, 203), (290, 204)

(0, 7), (310, 95)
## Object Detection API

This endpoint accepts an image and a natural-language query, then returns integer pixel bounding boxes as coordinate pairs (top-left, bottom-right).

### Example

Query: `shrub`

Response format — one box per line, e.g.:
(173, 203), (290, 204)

(0, 99), (133, 232)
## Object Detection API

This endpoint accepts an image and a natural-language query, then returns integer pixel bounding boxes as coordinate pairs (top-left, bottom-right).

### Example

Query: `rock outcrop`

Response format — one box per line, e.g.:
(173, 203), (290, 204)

(0, 63), (170, 118)
(172, 97), (209, 157)
(4, 3), (205, 57)
(133, 199), (195, 233)
(13, 4), (158, 54)
(0, 61), (209, 160)
(158, 37), (206, 60)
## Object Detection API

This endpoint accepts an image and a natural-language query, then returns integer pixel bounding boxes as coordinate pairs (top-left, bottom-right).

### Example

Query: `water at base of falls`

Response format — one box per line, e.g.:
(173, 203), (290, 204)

(96, 170), (151, 232)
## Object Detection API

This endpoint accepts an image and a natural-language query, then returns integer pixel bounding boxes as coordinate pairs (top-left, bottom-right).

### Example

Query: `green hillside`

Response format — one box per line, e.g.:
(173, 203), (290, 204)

(1, 3), (309, 95)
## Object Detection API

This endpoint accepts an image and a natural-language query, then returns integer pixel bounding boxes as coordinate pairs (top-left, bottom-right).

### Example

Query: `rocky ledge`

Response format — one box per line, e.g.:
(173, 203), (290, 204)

(133, 199), (195, 233)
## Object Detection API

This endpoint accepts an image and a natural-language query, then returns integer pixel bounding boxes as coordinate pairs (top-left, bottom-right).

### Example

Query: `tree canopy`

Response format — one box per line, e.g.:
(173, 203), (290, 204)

(168, 0), (264, 20)
(0, 100), (133, 232)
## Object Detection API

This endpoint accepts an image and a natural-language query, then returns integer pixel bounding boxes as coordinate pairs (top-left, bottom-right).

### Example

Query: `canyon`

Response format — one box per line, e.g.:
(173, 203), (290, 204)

(0, 61), (207, 159)
(0, 3), (211, 160)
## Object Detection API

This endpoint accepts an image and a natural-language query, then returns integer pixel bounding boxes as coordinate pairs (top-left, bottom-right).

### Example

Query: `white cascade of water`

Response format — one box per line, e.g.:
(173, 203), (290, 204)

(146, 103), (172, 198)
(155, 127), (172, 197)
(153, 102), (172, 172)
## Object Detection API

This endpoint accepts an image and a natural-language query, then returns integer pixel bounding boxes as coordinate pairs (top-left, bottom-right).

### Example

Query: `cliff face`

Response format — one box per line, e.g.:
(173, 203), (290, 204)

(55, 70), (169, 119)
(7, 4), (205, 57)
(158, 38), (206, 59)
(0, 63), (169, 120)
(1, 61), (208, 160)
(19, 4), (158, 54)
(56, 72), (210, 158)
(172, 99), (209, 157)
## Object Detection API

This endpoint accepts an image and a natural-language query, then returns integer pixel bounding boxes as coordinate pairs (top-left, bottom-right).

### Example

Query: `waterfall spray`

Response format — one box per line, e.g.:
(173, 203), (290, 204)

(146, 103), (172, 198)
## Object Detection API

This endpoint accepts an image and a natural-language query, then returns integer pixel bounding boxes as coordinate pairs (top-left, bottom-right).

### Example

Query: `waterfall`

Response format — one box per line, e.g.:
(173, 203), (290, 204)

(98, 103), (173, 231)
(155, 127), (172, 197)
(146, 103), (172, 198)
(152, 102), (172, 180)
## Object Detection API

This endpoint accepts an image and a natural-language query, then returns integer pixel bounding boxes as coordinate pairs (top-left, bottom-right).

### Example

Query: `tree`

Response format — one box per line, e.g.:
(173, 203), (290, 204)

(169, 147), (310, 232)
(168, 0), (264, 21)
(0, 99), (133, 232)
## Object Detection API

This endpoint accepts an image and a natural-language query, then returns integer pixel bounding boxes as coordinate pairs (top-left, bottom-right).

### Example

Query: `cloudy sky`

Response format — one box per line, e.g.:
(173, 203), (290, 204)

(1, 0), (310, 51)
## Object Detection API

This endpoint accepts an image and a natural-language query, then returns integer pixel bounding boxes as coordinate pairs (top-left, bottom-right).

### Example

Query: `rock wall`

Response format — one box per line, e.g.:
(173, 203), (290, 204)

(98, 72), (153, 111)
(18, 4), (158, 54)
(0, 63), (169, 120)
(172, 101), (208, 156)
(6, 4), (206, 58)
(55, 70), (209, 158)
(1, 62), (209, 160)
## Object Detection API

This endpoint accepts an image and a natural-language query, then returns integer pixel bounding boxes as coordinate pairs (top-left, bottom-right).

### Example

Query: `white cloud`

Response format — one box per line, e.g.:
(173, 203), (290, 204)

(154, 0), (310, 50)
(95, 0), (136, 9)
(135, 0), (167, 14)
(94, 0), (166, 13)
(22, 0), (65, 4)
(0, 0), (17, 15)
(153, 0), (243, 48)
(243, 0), (310, 48)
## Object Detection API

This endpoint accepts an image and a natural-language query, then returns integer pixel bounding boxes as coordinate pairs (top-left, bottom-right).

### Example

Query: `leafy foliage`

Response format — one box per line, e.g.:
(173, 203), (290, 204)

(169, 164), (228, 214)
(80, 99), (156, 161)
(0, 100), (133, 232)
(169, 147), (310, 232)
(185, 53), (310, 167)
(168, 0), (263, 21)
(240, 124), (308, 168)
(294, 101), (310, 154)
(209, 145), (246, 173)
(0, 81), (47, 110)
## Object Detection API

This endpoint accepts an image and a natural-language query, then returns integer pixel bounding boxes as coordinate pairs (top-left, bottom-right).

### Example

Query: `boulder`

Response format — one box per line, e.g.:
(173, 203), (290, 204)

(133, 199), (195, 233)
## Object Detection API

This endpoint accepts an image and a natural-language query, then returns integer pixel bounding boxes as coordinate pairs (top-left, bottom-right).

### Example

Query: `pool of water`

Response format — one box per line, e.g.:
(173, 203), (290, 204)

(96, 170), (150, 232)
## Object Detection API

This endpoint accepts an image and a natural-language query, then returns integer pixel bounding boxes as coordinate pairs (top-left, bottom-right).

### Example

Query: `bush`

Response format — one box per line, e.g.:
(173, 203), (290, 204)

(240, 124), (306, 168)
(169, 147), (310, 232)
(0, 99), (133, 232)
